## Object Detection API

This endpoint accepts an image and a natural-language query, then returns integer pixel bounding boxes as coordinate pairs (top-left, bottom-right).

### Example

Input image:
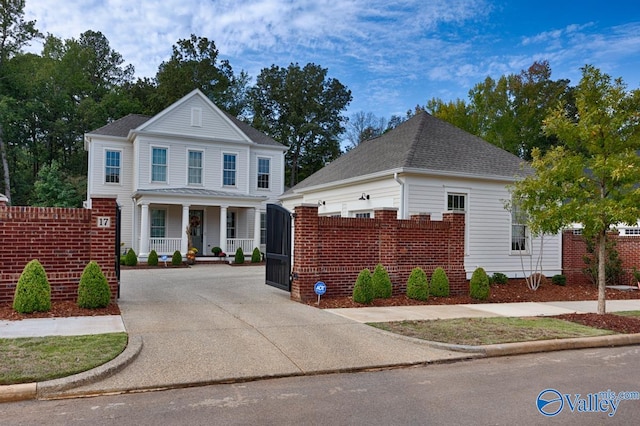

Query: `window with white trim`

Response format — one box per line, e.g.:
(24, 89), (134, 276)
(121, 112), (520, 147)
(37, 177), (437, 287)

(105, 150), (121, 183)
(151, 147), (167, 183)
(355, 212), (371, 218)
(150, 209), (166, 238)
(260, 212), (266, 245)
(511, 201), (528, 252)
(227, 211), (236, 238)
(447, 193), (466, 212)
(223, 153), (236, 186)
(257, 157), (270, 189)
(188, 150), (203, 185)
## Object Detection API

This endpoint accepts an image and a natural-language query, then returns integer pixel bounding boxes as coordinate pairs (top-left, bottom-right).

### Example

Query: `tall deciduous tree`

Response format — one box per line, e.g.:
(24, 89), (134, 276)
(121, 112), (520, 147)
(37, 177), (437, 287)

(249, 63), (352, 186)
(0, 0), (42, 203)
(511, 65), (640, 314)
(344, 111), (387, 149)
(155, 34), (249, 116)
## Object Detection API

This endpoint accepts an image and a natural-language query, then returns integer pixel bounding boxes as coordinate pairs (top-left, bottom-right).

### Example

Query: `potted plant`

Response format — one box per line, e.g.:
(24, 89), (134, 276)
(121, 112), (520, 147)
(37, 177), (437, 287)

(187, 247), (198, 264)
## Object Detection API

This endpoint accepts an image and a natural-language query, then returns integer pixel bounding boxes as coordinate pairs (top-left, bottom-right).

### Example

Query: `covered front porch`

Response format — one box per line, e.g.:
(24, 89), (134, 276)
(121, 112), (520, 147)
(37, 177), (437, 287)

(132, 189), (267, 258)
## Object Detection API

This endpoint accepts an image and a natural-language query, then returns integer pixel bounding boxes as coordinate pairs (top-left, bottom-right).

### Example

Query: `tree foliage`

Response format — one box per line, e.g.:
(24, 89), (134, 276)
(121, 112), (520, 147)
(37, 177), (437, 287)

(249, 62), (352, 186)
(511, 65), (640, 314)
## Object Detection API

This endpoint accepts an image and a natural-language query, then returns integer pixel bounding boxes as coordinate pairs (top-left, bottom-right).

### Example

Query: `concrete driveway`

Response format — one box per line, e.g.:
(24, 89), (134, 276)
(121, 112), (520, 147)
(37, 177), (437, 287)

(56, 264), (469, 397)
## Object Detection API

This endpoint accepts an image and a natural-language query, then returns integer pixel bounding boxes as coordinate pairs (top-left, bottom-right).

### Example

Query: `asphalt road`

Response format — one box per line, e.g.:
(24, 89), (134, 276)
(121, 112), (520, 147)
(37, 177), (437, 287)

(2, 345), (639, 425)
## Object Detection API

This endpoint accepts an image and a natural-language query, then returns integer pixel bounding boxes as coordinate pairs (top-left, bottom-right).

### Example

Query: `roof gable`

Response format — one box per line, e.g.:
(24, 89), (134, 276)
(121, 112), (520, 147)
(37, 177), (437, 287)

(289, 111), (527, 191)
(86, 89), (283, 149)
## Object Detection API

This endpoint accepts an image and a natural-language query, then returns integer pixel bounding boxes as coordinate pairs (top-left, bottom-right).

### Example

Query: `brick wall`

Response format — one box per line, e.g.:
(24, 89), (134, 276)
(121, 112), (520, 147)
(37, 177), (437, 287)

(562, 230), (640, 286)
(0, 197), (118, 303)
(291, 205), (466, 302)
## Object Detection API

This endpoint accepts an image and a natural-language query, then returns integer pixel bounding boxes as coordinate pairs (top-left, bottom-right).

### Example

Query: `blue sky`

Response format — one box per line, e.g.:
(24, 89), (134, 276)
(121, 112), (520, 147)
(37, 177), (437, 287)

(24, 1), (640, 121)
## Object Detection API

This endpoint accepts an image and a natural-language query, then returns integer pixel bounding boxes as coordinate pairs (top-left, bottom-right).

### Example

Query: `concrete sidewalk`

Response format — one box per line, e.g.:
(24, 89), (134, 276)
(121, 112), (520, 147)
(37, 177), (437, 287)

(1, 266), (639, 402)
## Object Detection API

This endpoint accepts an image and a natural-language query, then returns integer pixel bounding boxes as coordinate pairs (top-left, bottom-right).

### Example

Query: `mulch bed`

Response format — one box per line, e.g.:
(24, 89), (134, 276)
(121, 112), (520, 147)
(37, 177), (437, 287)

(0, 301), (120, 321)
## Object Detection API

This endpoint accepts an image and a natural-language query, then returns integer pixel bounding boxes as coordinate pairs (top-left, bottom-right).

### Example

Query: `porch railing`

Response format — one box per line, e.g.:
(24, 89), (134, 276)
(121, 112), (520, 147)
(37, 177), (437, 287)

(149, 238), (182, 255)
(227, 239), (256, 255)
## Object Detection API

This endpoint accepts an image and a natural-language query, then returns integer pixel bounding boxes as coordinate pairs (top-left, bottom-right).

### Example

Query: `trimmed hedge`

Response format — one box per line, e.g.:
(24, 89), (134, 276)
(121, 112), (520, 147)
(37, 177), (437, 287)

(147, 250), (159, 266)
(13, 259), (51, 314)
(125, 248), (138, 266)
(251, 247), (262, 263)
(77, 261), (111, 309)
(552, 274), (567, 286)
(171, 250), (182, 266)
(430, 267), (450, 297)
(406, 267), (429, 301)
(235, 247), (245, 264)
(353, 268), (374, 304)
(372, 263), (393, 299)
(491, 272), (508, 285)
(470, 267), (490, 300)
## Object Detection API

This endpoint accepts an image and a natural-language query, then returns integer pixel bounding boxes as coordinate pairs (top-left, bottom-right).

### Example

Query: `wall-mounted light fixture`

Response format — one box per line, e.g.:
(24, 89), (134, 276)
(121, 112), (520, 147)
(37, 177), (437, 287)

(318, 200), (325, 206)
(359, 193), (370, 200)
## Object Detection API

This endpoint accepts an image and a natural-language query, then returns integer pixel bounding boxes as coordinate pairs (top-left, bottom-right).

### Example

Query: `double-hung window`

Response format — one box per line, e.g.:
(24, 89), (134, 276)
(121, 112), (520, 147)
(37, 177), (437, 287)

(150, 209), (166, 238)
(151, 147), (167, 183)
(447, 193), (466, 212)
(223, 153), (236, 186)
(257, 158), (270, 189)
(511, 202), (528, 252)
(188, 150), (203, 185)
(105, 150), (120, 183)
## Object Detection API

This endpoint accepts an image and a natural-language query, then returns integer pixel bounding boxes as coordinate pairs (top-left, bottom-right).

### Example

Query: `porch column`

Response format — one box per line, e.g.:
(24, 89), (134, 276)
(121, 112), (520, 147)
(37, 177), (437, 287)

(219, 205), (228, 253)
(254, 207), (261, 250)
(140, 202), (150, 255)
(181, 204), (190, 254)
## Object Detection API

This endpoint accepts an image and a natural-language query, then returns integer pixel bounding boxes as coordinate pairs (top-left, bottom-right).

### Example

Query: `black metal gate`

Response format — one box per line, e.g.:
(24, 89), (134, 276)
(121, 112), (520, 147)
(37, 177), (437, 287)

(265, 203), (292, 291)
(115, 204), (121, 298)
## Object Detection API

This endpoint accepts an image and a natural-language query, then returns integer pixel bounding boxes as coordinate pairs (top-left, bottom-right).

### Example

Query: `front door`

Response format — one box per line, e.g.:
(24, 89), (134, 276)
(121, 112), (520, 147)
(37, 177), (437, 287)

(189, 210), (204, 256)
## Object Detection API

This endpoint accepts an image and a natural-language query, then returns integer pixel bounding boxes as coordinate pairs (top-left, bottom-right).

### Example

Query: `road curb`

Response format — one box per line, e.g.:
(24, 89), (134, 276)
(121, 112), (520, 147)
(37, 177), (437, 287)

(36, 336), (143, 399)
(0, 335), (143, 403)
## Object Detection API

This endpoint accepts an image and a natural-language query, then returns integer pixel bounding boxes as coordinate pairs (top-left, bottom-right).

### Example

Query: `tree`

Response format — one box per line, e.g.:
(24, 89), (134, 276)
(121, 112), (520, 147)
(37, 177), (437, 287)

(0, 0), (42, 204)
(511, 65), (640, 314)
(344, 111), (387, 149)
(31, 160), (84, 207)
(249, 63), (352, 186)
(155, 35), (249, 116)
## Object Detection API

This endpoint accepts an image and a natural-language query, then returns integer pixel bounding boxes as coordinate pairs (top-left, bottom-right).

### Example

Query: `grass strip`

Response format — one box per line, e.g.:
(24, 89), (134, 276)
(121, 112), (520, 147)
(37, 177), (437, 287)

(0, 333), (127, 385)
(369, 317), (615, 346)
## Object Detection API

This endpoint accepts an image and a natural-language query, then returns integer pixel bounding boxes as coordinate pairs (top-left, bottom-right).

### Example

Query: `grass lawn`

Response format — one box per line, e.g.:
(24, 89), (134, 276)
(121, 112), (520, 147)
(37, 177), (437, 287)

(615, 310), (640, 317)
(369, 317), (615, 346)
(0, 333), (127, 385)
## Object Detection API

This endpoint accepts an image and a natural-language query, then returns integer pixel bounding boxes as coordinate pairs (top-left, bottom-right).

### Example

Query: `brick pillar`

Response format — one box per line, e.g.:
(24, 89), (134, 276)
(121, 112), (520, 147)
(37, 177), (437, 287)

(89, 196), (118, 300)
(443, 212), (467, 295)
(290, 204), (320, 302)
(375, 208), (399, 293)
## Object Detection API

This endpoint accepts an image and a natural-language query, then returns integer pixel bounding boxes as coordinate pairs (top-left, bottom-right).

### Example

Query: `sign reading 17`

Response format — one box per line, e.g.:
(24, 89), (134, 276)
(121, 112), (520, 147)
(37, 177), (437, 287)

(97, 217), (111, 228)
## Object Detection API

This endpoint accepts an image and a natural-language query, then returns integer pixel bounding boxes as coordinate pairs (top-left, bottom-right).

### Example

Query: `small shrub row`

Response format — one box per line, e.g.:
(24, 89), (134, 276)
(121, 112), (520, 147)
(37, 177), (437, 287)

(352, 265), (452, 304)
(13, 259), (112, 313)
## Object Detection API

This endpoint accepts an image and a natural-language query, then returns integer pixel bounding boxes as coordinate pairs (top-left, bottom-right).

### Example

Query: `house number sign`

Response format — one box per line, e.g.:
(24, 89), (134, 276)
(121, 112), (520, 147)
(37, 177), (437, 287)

(97, 216), (111, 228)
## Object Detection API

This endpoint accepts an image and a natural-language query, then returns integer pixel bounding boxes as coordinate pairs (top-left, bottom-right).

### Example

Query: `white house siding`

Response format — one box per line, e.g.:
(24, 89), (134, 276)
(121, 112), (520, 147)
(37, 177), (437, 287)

(142, 96), (247, 143)
(87, 136), (136, 252)
(406, 174), (561, 278)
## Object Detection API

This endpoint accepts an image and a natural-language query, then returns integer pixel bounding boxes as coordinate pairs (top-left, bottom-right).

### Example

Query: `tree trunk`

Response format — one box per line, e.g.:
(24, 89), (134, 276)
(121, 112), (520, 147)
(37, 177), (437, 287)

(597, 230), (607, 315)
(0, 122), (10, 204)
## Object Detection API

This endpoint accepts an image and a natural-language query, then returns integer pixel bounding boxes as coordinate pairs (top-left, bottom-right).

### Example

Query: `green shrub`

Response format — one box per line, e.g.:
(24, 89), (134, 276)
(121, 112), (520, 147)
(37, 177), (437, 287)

(491, 272), (508, 285)
(125, 248), (138, 266)
(353, 269), (374, 304)
(147, 250), (159, 266)
(171, 250), (182, 266)
(77, 261), (111, 309)
(470, 267), (490, 300)
(119, 255), (126, 265)
(430, 267), (450, 297)
(251, 247), (262, 263)
(406, 267), (429, 301)
(13, 260), (51, 314)
(551, 274), (567, 286)
(235, 247), (245, 264)
(371, 263), (393, 299)
(212, 246), (222, 256)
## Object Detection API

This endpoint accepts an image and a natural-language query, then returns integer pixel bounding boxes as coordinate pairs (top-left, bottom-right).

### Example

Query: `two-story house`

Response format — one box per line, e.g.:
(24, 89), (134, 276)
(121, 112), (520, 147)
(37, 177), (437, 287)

(85, 89), (287, 259)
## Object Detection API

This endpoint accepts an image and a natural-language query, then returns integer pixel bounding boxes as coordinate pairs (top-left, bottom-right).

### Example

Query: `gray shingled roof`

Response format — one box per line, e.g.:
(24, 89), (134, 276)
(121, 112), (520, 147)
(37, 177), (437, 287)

(289, 111), (528, 191)
(89, 114), (151, 137)
(87, 111), (283, 148)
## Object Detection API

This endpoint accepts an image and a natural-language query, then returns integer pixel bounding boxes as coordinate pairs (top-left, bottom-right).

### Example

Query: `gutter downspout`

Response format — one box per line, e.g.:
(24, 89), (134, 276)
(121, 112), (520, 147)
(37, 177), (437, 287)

(393, 172), (406, 219)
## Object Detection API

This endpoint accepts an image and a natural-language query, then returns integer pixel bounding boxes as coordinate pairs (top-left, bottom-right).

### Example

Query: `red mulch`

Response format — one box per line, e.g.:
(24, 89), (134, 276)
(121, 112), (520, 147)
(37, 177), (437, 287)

(308, 280), (640, 333)
(0, 301), (120, 321)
